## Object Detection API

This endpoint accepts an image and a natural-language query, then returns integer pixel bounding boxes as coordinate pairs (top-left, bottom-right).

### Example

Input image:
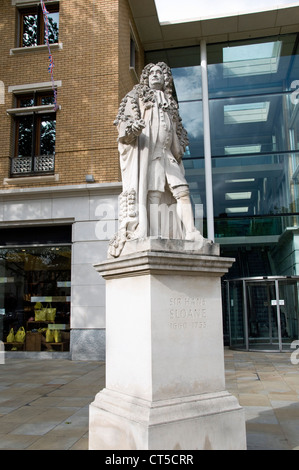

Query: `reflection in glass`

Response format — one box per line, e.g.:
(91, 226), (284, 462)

(223, 41), (282, 78)
(22, 14), (38, 47)
(45, 12), (59, 44)
(17, 116), (33, 157)
(41, 95), (55, 106)
(172, 66), (202, 101)
(39, 116), (56, 155)
(146, 35), (299, 240)
(227, 278), (299, 351)
(0, 246), (71, 350)
(208, 35), (297, 98)
(210, 94), (289, 157)
(21, 8), (59, 48)
(179, 101), (203, 158)
(19, 97), (35, 108)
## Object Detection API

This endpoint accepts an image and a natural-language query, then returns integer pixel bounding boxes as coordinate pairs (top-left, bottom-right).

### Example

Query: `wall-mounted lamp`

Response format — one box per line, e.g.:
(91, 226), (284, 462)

(86, 175), (95, 183)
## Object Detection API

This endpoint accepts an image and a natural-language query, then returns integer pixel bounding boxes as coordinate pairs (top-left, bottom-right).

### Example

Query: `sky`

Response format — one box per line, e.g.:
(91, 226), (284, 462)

(154, 0), (299, 23)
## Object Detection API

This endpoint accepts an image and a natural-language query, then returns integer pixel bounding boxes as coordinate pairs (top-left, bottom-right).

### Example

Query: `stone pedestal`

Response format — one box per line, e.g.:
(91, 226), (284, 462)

(89, 238), (246, 450)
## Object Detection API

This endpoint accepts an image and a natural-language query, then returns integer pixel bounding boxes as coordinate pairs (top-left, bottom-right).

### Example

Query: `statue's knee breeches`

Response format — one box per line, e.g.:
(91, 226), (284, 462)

(171, 185), (190, 200)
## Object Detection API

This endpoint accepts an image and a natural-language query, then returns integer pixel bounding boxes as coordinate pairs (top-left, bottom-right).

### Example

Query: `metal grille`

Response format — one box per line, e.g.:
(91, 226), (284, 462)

(34, 154), (55, 172)
(11, 155), (55, 175)
(11, 156), (32, 174)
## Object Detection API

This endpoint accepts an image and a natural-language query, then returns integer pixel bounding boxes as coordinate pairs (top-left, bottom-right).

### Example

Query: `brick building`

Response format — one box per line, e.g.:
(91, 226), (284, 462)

(0, 0), (143, 359)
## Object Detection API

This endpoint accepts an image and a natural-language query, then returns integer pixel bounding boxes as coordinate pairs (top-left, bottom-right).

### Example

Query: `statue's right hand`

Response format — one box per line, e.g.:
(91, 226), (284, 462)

(132, 120), (146, 136)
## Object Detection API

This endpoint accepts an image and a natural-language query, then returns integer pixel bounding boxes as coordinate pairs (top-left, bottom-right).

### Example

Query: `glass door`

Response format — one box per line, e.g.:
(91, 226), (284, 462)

(246, 280), (279, 350)
(227, 277), (299, 351)
(277, 279), (299, 350)
(227, 280), (246, 349)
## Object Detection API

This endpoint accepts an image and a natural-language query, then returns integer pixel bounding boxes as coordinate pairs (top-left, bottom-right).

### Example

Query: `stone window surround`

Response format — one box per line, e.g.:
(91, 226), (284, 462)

(11, 0), (59, 7)
(11, 0), (61, 55)
(7, 81), (62, 113)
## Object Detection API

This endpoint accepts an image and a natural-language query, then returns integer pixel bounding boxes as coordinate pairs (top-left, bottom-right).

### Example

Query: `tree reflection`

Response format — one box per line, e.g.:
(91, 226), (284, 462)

(39, 117), (56, 155)
(22, 10), (59, 47)
(17, 116), (33, 157)
(22, 14), (38, 47)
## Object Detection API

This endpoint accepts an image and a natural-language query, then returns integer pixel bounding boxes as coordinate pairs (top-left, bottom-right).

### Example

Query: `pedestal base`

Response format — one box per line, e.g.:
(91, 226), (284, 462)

(89, 388), (246, 450)
(89, 238), (246, 450)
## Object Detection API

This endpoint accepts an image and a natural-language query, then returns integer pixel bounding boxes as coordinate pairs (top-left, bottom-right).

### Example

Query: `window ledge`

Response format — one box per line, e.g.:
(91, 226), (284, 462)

(6, 104), (60, 116)
(10, 43), (63, 56)
(3, 174), (59, 185)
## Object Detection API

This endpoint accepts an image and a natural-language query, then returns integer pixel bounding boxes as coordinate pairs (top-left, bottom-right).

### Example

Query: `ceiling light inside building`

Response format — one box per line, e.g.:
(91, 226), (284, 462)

(225, 192), (252, 200)
(224, 102), (270, 124)
(223, 41), (282, 78)
(225, 144), (261, 154)
(225, 178), (255, 183)
(226, 207), (249, 213)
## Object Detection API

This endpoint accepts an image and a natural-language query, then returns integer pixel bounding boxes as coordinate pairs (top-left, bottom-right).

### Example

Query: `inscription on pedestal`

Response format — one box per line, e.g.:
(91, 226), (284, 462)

(169, 297), (207, 330)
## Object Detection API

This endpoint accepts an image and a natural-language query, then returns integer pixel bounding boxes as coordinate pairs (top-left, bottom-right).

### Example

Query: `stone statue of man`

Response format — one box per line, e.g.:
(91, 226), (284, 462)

(109, 62), (203, 257)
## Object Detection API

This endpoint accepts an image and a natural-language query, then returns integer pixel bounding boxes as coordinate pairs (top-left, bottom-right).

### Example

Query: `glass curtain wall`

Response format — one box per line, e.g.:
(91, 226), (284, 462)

(208, 34), (299, 239)
(146, 34), (299, 239)
(146, 36), (299, 348)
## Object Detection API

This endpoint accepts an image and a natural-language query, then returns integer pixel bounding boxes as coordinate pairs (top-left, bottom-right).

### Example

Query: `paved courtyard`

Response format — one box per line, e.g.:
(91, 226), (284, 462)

(0, 349), (299, 450)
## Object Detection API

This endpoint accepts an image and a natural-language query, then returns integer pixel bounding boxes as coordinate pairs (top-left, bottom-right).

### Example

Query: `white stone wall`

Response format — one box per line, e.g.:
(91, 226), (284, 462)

(0, 182), (122, 360)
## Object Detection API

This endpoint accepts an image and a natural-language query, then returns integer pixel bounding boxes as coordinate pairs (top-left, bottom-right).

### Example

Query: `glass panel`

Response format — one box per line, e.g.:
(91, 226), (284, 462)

(17, 115), (33, 157)
(278, 280), (299, 350)
(246, 282), (279, 350)
(39, 115), (56, 155)
(227, 278), (299, 351)
(146, 46), (200, 70)
(210, 94), (291, 157)
(228, 280), (246, 349)
(207, 34), (297, 98)
(0, 246), (71, 352)
(44, 11), (59, 44)
(172, 66), (202, 101)
(171, 65), (205, 225)
(19, 96), (34, 108)
(212, 152), (299, 238)
(22, 13), (38, 47)
(41, 95), (55, 106)
(179, 101), (204, 158)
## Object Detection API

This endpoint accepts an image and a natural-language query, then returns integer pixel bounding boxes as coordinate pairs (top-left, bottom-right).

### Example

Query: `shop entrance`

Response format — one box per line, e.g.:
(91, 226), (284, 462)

(226, 276), (299, 351)
(0, 225), (71, 354)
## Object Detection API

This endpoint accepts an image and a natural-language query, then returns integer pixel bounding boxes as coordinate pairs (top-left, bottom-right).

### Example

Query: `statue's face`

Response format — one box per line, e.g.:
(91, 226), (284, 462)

(148, 65), (164, 90)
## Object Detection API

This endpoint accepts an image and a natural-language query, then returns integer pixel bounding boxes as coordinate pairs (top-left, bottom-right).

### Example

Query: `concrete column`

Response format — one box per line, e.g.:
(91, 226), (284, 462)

(200, 39), (215, 242)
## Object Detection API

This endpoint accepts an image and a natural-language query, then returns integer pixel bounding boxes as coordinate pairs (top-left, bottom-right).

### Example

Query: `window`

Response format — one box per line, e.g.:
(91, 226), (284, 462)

(130, 36), (137, 69)
(10, 91), (56, 176)
(0, 225), (71, 353)
(19, 3), (59, 48)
